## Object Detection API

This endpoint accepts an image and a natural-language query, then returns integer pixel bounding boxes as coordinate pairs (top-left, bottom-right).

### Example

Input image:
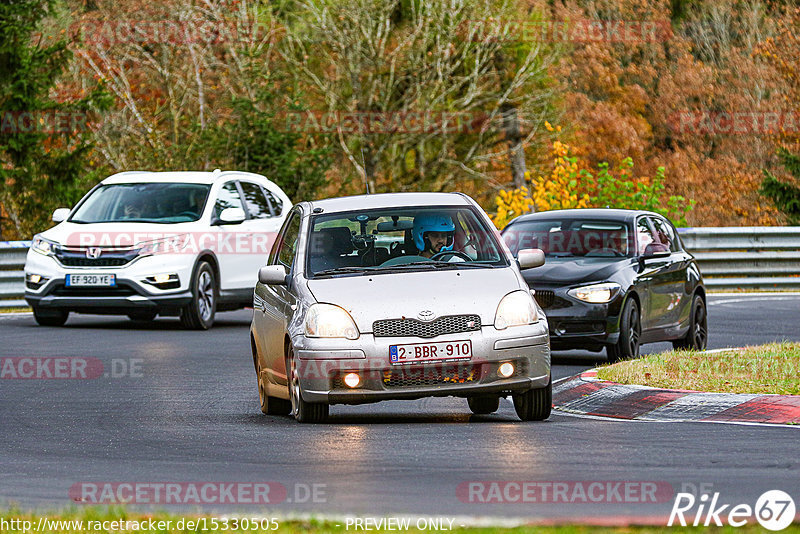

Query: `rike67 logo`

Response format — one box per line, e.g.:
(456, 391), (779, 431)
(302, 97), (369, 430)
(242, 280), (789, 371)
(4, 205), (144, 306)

(668, 489), (796, 530)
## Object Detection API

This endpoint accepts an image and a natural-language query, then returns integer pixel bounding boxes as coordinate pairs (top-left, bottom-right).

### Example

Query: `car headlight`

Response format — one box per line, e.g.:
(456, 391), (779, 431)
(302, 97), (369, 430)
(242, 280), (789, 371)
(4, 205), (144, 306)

(136, 235), (186, 257)
(304, 303), (360, 340)
(494, 290), (538, 330)
(31, 236), (58, 256)
(568, 282), (622, 304)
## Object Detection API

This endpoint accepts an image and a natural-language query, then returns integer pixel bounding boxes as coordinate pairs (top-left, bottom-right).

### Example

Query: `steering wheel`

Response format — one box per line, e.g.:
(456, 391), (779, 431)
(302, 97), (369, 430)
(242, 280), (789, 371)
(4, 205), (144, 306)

(431, 250), (473, 262)
(585, 248), (625, 257)
(176, 211), (197, 218)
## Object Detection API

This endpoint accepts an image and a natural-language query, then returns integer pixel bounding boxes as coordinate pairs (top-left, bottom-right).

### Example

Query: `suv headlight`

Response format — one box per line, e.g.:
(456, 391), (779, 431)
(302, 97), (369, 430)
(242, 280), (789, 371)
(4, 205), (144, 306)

(494, 290), (538, 330)
(136, 235), (186, 257)
(304, 303), (360, 339)
(568, 282), (621, 304)
(31, 236), (58, 256)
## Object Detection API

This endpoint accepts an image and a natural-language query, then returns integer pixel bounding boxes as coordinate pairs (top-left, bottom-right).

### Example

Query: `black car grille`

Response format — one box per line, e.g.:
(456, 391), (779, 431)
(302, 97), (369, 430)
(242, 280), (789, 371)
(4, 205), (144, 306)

(50, 284), (138, 297)
(58, 257), (131, 267)
(532, 289), (571, 310)
(382, 364), (480, 388)
(55, 247), (138, 268)
(534, 290), (555, 308)
(373, 315), (481, 339)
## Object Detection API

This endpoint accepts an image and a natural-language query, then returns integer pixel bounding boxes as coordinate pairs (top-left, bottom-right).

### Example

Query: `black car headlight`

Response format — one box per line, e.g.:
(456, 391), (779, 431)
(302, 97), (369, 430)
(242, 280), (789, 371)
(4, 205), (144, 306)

(567, 282), (621, 304)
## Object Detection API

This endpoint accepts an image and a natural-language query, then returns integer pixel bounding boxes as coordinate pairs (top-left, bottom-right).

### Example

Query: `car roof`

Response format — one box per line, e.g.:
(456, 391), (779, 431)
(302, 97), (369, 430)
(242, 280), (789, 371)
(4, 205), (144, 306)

(100, 170), (271, 185)
(507, 208), (664, 226)
(306, 192), (472, 213)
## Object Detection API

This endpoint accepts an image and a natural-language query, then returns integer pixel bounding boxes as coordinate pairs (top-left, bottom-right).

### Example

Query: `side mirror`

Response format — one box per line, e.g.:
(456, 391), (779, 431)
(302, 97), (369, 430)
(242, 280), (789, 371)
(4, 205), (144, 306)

(517, 248), (545, 270)
(217, 207), (246, 225)
(642, 243), (671, 259)
(258, 265), (288, 285)
(52, 208), (70, 223)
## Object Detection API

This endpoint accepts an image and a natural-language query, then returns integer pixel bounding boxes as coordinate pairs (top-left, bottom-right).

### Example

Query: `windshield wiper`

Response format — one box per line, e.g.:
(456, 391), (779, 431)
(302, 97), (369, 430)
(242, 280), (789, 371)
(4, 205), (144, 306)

(311, 266), (378, 277)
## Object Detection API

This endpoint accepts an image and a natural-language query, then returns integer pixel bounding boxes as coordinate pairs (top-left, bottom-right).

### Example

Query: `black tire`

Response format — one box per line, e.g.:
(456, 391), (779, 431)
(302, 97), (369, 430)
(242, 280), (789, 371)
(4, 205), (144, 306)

(287, 345), (328, 423)
(513, 379), (552, 421)
(673, 294), (708, 351)
(252, 337), (290, 415)
(180, 261), (216, 330)
(32, 307), (68, 327)
(468, 395), (500, 415)
(127, 309), (157, 322)
(608, 297), (641, 361)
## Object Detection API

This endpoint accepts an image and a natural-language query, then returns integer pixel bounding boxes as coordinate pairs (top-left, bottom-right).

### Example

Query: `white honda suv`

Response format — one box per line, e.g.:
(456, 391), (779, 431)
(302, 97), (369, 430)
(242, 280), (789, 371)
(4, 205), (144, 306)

(24, 170), (291, 329)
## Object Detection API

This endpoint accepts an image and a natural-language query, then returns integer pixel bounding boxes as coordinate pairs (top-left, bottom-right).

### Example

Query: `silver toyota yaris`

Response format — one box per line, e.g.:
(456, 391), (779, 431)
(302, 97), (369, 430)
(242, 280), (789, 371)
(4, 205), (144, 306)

(250, 192), (550, 423)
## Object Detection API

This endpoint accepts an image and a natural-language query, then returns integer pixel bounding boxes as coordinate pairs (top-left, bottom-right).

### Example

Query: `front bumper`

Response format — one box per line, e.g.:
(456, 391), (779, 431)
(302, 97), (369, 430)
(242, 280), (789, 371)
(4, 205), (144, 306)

(24, 250), (194, 314)
(291, 321), (550, 405)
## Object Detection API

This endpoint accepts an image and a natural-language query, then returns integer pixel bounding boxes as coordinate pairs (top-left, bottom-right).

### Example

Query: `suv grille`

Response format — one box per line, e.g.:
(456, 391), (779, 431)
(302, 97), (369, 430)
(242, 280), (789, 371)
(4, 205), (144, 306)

(373, 314), (481, 338)
(59, 257), (131, 267)
(56, 247), (138, 268)
(51, 284), (138, 297)
(382, 364), (480, 388)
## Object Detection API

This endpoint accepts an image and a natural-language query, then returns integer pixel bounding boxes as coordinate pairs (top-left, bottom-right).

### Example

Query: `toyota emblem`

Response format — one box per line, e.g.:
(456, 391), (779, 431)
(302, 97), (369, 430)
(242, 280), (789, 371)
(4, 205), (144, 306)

(417, 310), (435, 321)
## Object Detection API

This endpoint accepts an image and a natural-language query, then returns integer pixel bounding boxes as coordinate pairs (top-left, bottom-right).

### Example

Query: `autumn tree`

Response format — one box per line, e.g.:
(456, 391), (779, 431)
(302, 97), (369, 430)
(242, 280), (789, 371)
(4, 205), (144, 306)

(0, 0), (109, 239)
(277, 0), (561, 199)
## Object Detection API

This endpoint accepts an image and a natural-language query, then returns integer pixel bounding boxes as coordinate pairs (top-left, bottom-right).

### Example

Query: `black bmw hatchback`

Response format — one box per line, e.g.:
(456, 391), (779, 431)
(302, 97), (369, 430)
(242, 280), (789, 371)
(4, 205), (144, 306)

(501, 209), (707, 361)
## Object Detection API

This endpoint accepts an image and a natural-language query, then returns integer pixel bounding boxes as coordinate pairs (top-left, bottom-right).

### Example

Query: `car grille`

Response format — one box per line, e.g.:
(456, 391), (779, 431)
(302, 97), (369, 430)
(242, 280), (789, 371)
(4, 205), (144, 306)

(50, 284), (138, 297)
(532, 289), (571, 310)
(58, 257), (131, 267)
(382, 364), (480, 388)
(55, 247), (138, 268)
(534, 290), (555, 308)
(373, 314), (481, 338)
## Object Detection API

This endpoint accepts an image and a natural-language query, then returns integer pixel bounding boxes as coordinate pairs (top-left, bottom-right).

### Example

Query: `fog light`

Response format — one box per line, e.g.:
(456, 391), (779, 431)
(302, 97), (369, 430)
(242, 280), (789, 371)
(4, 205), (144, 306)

(498, 362), (515, 378)
(29, 274), (42, 284)
(343, 372), (361, 388)
(153, 273), (172, 284)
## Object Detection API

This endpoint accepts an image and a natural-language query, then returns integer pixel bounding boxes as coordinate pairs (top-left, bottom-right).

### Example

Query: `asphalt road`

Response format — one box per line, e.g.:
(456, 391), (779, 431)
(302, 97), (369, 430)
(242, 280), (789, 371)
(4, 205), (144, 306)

(1, 294), (799, 522)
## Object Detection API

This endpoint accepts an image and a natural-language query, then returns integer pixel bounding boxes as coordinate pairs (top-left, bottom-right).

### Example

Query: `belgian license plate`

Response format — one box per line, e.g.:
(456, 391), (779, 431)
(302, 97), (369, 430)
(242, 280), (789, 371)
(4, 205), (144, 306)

(66, 274), (116, 287)
(389, 340), (472, 365)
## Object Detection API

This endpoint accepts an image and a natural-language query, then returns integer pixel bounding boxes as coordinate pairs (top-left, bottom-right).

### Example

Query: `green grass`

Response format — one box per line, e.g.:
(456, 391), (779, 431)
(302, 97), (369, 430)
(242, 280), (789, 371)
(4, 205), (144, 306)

(1, 507), (798, 533)
(597, 342), (800, 395)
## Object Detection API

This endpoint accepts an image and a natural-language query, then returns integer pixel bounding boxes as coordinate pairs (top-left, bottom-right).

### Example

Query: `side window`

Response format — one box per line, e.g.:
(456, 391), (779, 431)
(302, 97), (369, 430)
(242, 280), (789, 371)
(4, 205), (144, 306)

(214, 182), (245, 219)
(262, 187), (284, 216)
(240, 181), (272, 219)
(636, 217), (656, 254)
(271, 212), (301, 269)
(651, 217), (680, 252)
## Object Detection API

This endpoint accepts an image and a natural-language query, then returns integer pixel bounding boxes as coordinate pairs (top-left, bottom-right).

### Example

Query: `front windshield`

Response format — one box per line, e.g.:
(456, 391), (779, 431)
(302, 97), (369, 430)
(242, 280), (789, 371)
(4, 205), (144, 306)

(503, 219), (633, 258)
(306, 206), (508, 277)
(70, 183), (211, 224)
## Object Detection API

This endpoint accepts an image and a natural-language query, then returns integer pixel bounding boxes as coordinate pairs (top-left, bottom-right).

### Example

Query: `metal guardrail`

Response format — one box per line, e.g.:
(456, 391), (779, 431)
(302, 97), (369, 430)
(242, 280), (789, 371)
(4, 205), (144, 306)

(0, 228), (798, 310)
(0, 241), (31, 309)
(678, 227), (800, 290)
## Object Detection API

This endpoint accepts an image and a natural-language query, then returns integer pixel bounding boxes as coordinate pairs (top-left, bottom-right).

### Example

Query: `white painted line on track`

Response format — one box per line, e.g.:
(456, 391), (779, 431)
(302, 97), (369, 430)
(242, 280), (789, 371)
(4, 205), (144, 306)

(708, 291), (800, 298)
(552, 408), (800, 429)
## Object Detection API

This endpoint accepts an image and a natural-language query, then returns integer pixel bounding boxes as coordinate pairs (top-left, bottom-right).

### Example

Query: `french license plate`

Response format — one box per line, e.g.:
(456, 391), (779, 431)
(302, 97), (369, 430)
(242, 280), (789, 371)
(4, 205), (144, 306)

(66, 274), (116, 287)
(389, 340), (472, 365)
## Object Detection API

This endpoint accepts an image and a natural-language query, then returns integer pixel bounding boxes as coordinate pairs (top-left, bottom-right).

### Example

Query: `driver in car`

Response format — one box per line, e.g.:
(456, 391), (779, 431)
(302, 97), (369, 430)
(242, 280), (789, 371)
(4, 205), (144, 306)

(413, 213), (457, 259)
